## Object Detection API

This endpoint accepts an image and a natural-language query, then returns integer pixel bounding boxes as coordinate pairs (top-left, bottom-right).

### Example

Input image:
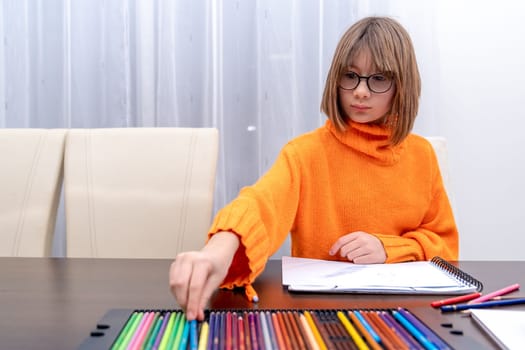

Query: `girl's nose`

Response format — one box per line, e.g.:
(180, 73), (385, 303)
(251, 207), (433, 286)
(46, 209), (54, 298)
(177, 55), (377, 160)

(353, 79), (371, 98)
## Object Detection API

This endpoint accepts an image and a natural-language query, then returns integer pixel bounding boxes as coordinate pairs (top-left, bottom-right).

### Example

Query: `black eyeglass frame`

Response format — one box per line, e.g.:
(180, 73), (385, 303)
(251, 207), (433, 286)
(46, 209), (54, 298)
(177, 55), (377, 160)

(338, 71), (394, 94)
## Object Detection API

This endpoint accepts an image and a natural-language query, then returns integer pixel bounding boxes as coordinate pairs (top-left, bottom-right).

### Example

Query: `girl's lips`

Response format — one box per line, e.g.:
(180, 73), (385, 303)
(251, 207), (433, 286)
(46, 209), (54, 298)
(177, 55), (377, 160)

(351, 104), (370, 111)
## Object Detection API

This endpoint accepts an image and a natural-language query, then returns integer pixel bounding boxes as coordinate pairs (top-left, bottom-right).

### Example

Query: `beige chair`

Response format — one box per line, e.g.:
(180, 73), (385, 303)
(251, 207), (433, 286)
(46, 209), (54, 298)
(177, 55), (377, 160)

(424, 136), (450, 196)
(270, 135), (452, 260)
(0, 129), (66, 257)
(64, 128), (218, 258)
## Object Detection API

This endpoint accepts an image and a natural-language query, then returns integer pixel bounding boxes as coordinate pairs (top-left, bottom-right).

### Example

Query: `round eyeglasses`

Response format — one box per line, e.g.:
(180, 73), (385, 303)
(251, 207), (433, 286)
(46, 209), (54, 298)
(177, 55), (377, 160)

(339, 71), (394, 93)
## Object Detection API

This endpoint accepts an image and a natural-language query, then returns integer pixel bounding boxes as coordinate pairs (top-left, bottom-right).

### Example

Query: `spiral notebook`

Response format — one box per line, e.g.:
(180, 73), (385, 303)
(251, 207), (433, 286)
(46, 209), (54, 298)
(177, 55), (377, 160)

(282, 256), (483, 294)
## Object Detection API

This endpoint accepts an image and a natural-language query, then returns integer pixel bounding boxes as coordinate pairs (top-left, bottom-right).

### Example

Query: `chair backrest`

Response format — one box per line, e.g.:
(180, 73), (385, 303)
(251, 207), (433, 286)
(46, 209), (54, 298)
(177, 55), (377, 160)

(424, 136), (450, 195)
(0, 129), (66, 257)
(64, 127), (219, 258)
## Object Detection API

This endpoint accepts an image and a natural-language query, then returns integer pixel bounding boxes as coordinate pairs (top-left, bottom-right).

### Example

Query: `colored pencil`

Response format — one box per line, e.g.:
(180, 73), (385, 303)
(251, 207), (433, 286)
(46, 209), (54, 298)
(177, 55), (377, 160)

(243, 312), (252, 350)
(310, 311), (332, 350)
(120, 311), (144, 350)
(111, 311), (140, 350)
(363, 311), (401, 350)
(442, 297), (525, 312)
(398, 308), (449, 350)
(206, 312), (216, 350)
(259, 312), (272, 350)
(430, 292), (482, 308)
(337, 310), (369, 350)
(392, 310), (438, 350)
(348, 311), (382, 350)
(270, 313), (287, 350)
(379, 311), (423, 350)
(130, 311), (156, 350)
(263, 312), (278, 350)
(248, 312), (259, 350)
(161, 311), (180, 350)
(298, 313), (321, 350)
(189, 320), (198, 350)
(331, 315), (357, 350)
(231, 312), (238, 350)
(281, 311), (299, 349)
(288, 311), (307, 349)
(143, 313), (163, 350)
(256, 312), (265, 350)
(177, 320), (190, 350)
(152, 312), (171, 350)
(276, 311), (293, 350)
(225, 312), (231, 350)
(304, 311), (328, 350)
(197, 321), (209, 350)
(468, 283), (520, 304)
(238, 315), (246, 350)
(219, 312), (226, 350)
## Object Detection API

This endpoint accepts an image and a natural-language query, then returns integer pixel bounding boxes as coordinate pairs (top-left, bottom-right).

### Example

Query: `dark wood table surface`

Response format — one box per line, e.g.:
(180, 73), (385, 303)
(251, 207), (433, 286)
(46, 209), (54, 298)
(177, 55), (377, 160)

(1, 257), (523, 349)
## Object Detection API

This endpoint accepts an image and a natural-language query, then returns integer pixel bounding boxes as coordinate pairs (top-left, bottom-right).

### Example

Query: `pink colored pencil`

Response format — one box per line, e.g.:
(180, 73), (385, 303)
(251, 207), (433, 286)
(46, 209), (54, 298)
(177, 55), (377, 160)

(469, 283), (520, 304)
(128, 311), (155, 350)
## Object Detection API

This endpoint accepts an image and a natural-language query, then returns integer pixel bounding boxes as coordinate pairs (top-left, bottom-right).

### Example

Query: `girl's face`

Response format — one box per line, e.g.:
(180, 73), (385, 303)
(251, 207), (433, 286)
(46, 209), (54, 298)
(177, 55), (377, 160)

(338, 50), (396, 124)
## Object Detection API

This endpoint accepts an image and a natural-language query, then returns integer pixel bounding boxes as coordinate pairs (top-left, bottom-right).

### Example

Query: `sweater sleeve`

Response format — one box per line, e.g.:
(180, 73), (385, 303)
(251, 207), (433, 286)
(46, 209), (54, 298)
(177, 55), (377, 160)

(376, 149), (459, 262)
(208, 144), (301, 290)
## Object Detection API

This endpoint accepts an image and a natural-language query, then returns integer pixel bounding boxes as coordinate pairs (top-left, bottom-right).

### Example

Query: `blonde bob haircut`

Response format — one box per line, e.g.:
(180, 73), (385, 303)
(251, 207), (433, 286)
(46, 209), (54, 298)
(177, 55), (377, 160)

(321, 16), (421, 145)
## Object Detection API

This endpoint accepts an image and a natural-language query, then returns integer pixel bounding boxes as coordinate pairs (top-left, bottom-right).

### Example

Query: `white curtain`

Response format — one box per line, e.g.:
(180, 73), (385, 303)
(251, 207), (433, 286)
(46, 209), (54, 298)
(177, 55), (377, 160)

(0, 0), (439, 256)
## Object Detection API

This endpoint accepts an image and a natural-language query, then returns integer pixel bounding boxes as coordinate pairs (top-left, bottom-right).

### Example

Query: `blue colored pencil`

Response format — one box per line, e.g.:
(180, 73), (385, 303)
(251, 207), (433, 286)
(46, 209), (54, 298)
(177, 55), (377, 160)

(398, 308), (450, 350)
(393, 310), (438, 350)
(441, 297), (525, 312)
(264, 311), (279, 350)
(354, 310), (381, 343)
(380, 311), (422, 350)
(178, 320), (191, 350)
(189, 320), (198, 350)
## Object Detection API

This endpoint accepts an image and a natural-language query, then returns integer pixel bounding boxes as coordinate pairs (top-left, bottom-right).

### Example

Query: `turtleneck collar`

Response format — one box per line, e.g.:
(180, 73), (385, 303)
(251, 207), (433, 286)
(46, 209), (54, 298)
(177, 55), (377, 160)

(325, 119), (405, 165)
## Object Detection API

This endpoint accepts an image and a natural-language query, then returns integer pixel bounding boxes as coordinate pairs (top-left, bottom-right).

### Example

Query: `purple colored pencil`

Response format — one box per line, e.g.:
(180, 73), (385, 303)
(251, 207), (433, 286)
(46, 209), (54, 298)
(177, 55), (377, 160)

(152, 311), (171, 350)
(380, 311), (423, 349)
(207, 312), (216, 350)
(397, 308), (450, 350)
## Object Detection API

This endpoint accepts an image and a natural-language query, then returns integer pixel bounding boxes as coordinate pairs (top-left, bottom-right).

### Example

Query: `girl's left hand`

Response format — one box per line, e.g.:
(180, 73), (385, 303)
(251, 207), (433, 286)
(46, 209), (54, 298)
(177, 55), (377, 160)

(329, 231), (386, 263)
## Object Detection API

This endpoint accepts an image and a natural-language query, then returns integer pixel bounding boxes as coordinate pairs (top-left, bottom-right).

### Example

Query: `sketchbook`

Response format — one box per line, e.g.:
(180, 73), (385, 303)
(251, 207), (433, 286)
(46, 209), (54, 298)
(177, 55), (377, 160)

(470, 309), (525, 350)
(282, 256), (483, 294)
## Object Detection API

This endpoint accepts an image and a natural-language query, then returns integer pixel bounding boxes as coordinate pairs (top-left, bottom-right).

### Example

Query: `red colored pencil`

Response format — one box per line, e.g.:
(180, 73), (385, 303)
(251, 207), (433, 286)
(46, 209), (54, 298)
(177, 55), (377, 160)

(430, 292), (482, 307)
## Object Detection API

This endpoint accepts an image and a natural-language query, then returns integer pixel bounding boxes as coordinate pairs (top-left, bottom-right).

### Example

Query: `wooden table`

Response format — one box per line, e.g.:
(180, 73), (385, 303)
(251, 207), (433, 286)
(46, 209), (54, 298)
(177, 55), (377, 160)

(0, 257), (522, 349)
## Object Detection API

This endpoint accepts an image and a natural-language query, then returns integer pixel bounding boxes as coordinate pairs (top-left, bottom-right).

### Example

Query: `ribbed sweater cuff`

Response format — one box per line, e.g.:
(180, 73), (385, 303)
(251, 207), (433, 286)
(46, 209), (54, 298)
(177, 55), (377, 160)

(376, 234), (425, 263)
(208, 199), (269, 289)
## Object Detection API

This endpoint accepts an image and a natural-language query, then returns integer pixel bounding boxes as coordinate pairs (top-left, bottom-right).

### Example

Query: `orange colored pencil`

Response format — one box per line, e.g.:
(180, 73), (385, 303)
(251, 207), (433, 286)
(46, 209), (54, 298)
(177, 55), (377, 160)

(347, 312), (382, 350)
(288, 312), (307, 349)
(237, 316), (246, 350)
(271, 313), (288, 350)
(367, 312), (409, 350)
(298, 313), (321, 350)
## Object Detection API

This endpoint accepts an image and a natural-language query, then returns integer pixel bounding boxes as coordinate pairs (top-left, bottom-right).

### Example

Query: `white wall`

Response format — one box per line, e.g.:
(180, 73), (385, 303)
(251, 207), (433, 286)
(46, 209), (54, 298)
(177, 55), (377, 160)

(435, 1), (525, 260)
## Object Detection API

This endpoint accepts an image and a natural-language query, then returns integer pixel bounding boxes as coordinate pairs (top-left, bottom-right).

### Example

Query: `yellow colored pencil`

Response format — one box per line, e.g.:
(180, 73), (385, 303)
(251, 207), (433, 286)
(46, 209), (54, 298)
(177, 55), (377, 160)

(304, 311), (328, 350)
(337, 311), (369, 350)
(197, 321), (209, 350)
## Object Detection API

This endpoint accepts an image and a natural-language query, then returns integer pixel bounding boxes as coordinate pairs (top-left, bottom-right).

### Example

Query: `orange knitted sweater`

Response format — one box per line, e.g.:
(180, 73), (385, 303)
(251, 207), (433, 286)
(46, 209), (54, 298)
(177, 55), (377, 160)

(208, 119), (459, 291)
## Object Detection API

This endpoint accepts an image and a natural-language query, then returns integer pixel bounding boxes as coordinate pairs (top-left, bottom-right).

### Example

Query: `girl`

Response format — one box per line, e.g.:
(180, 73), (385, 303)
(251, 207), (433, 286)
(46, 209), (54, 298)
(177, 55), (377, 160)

(170, 16), (458, 321)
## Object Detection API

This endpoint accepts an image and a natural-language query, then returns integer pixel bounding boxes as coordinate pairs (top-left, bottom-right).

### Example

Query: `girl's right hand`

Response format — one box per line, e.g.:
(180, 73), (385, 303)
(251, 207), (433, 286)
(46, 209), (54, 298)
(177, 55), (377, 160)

(169, 231), (239, 320)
